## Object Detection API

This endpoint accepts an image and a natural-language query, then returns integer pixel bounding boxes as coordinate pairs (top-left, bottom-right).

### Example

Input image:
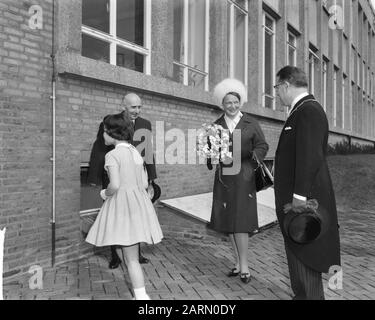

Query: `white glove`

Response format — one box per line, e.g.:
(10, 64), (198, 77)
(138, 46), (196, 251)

(100, 189), (108, 201)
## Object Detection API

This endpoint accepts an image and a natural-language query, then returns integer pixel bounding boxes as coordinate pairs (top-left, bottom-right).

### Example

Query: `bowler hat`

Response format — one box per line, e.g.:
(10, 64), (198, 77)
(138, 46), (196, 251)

(148, 181), (161, 203)
(283, 200), (325, 244)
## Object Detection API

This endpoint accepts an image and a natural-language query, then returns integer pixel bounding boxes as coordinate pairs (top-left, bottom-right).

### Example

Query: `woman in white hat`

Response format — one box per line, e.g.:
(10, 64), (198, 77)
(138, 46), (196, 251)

(208, 79), (269, 283)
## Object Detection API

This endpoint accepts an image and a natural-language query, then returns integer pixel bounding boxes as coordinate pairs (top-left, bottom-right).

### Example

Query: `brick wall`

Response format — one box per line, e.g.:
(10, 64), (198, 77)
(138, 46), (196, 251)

(1, 0), (374, 279)
(0, 0), (54, 277)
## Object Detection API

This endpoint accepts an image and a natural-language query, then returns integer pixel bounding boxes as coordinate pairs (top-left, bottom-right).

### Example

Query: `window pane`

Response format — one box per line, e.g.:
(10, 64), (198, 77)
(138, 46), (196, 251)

(82, 34), (110, 63)
(288, 33), (295, 45)
(117, 0), (144, 46)
(264, 96), (274, 109)
(188, 70), (205, 89)
(308, 0), (317, 45)
(80, 167), (103, 212)
(188, 0), (206, 71)
(117, 46), (144, 72)
(288, 46), (295, 66)
(173, 0), (184, 63)
(234, 7), (246, 83)
(265, 16), (273, 30)
(264, 30), (273, 96)
(82, 0), (109, 33)
(286, 0), (299, 29)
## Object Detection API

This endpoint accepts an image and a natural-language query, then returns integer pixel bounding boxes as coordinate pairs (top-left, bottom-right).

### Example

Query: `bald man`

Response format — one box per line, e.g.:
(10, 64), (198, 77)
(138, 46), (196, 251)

(88, 93), (157, 269)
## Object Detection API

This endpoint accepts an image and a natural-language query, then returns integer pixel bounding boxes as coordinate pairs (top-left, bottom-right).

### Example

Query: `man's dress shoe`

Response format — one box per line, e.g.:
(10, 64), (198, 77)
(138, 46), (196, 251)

(139, 255), (149, 264)
(109, 258), (121, 269)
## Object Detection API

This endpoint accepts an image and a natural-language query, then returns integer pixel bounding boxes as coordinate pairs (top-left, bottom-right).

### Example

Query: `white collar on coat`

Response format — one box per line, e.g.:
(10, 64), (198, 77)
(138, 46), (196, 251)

(224, 111), (243, 133)
(287, 92), (310, 117)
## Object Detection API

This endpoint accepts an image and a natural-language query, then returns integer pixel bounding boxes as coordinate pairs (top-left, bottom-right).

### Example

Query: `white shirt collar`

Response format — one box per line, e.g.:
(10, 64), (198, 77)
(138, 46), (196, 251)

(116, 142), (131, 148)
(288, 92), (310, 116)
(224, 112), (243, 133)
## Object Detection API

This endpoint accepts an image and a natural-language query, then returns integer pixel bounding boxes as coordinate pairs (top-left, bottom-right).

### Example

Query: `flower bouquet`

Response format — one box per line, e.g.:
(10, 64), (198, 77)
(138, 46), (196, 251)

(197, 123), (232, 164)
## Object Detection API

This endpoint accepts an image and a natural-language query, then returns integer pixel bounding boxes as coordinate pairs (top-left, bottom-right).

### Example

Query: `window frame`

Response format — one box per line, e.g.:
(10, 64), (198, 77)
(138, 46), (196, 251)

(172, 0), (210, 91)
(286, 29), (297, 67)
(342, 73), (347, 129)
(333, 65), (339, 128)
(81, 0), (152, 75)
(350, 80), (355, 132)
(322, 57), (329, 112)
(227, 0), (248, 87)
(308, 47), (320, 96)
(262, 11), (276, 110)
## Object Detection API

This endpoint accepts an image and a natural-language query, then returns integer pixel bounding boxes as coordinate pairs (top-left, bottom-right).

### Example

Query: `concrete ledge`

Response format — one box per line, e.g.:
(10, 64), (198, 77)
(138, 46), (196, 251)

(160, 189), (278, 230)
(56, 52), (216, 109)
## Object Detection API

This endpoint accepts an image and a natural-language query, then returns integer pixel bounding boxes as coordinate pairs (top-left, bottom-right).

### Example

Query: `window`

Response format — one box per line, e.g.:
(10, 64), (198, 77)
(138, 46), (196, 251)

(308, 47), (320, 95)
(358, 5), (362, 53)
(351, 81), (356, 132)
(352, 0), (358, 48)
(333, 66), (339, 127)
(368, 23), (372, 67)
(286, 0), (300, 30)
(342, 74), (347, 129)
(357, 54), (361, 86)
(227, 0), (248, 86)
(287, 30), (297, 66)
(308, 0), (318, 46)
(322, 57), (329, 112)
(363, 94), (367, 135)
(173, 0), (210, 91)
(81, 0), (151, 74)
(262, 13), (276, 109)
(366, 68), (371, 98)
(363, 62), (366, 93)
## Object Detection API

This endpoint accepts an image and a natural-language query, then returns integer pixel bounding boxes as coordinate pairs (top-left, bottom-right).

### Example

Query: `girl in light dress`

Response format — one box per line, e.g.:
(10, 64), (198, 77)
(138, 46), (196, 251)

(86, 112), (163, 300)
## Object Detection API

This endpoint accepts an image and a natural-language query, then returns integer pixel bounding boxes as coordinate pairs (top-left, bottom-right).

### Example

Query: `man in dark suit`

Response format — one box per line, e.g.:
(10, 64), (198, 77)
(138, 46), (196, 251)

(274, 66), (341, 300)
(88, 93), (157, 269)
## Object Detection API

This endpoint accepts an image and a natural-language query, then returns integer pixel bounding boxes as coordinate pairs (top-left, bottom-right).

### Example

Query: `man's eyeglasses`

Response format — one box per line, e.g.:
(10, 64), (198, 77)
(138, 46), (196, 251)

(273, 82), (286, 89)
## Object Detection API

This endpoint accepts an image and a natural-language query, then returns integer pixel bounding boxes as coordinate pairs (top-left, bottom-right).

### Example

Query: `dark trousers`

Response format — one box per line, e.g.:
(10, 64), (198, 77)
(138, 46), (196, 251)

(285, 244), (325, 300)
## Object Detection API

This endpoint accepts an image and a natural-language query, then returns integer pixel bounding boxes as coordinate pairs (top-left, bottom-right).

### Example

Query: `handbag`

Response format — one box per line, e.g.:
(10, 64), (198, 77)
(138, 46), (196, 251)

(147, 181), (162, 203)
(253, 152), (274, 192)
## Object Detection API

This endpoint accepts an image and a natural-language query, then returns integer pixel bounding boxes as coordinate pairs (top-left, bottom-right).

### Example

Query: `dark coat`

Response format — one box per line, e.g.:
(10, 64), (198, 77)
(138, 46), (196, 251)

(87, 113), (157, 188)
(208, 113), (269, 234)
(274, 94), (341, 273)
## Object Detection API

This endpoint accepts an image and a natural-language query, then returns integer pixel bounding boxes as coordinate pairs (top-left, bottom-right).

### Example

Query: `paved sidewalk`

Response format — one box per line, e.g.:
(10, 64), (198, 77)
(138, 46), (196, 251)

(3, 206), (375, 300)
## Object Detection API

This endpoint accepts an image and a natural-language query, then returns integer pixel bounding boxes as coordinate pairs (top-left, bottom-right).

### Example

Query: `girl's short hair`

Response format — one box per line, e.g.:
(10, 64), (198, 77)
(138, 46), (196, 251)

(103, 112), (134, 141)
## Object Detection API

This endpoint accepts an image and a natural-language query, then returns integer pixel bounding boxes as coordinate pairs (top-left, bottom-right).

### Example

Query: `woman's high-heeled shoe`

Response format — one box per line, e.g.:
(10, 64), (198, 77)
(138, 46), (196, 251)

(240, 273), (252, 284)
(227, 268), (240, 277)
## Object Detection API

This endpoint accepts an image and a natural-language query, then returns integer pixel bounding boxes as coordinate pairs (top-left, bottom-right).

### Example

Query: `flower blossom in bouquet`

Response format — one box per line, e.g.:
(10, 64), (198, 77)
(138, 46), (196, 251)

(197, 123), (232, 164)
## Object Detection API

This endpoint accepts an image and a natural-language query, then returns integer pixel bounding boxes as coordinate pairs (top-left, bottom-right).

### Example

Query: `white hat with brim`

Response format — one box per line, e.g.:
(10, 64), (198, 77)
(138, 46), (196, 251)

(212, 78), (248, 109)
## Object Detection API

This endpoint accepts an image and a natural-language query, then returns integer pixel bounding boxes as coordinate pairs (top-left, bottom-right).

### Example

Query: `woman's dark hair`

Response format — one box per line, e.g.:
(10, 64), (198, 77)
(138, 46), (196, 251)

(276, 66), (308, 88)
(223, 92), (241, 104)
(103, 111), (134, 141)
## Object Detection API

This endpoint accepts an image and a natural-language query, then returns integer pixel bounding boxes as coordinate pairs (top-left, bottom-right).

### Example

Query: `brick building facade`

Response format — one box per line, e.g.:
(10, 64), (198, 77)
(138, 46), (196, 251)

(1, 0), (375, 277)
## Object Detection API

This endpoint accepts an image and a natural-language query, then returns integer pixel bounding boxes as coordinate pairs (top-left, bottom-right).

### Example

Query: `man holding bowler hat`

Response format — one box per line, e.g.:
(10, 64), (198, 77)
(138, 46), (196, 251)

(274, 66), (341, 300)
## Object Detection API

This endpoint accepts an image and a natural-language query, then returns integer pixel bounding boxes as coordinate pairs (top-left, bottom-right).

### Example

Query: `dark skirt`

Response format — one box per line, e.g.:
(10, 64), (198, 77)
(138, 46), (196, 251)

(208, 160), (259, 234)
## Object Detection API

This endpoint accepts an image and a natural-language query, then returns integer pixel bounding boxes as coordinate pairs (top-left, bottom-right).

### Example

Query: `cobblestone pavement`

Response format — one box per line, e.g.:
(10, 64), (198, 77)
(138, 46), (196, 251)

(3, 207), (375, 300)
